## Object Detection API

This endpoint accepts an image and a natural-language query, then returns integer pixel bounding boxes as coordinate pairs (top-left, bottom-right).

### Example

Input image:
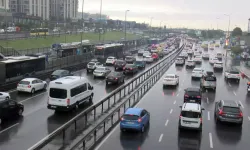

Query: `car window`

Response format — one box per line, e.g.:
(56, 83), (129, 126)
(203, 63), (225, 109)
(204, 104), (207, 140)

(186, 90), (200, 96)
(19, 81), (30, 85)
(123, 114), (139, 120)
(32, 80), (37, 84)
(87, 83), (92, 89)
(223, 107), (240, 113)
(181, 111), (201, 118)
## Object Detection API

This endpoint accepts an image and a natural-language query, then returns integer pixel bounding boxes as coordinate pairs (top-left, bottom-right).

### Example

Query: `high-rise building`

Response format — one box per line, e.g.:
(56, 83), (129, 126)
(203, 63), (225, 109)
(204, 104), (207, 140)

(50, 0), (78, 20)
(0, 0), (9, 10)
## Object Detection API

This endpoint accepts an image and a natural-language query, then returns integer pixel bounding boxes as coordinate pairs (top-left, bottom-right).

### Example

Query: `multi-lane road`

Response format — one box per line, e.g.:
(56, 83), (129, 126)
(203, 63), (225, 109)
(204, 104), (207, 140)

(0, 52), (161, 150)
(95, 43), (250, 150)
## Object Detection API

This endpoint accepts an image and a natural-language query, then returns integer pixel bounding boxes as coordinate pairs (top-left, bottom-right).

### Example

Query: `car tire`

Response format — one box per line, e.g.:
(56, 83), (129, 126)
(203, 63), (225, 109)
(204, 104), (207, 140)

(141, 125), (145, 133)
(31, 88), (35, 94)
(5, 96), (9, 100)
(18, 108), (23, 116)
(43, 84), (47, 90)
(87, 69), (89, 73)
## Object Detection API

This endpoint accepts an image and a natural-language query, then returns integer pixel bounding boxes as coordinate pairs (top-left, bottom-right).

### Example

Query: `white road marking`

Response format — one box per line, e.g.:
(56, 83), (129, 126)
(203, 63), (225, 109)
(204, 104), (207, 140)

(165, 120), (169, 126)
(207, 111), (210, 121)
(170, 109), (173, 114)
(248, 116), (250, 121)
(207, 97), (209, 104)
(158, 134), (164, 142)
(228, 83), (231, 87)
(0, 123), (19, 134)
(209, 133), (213, 148)
(173, 101), (176, 104)
(239, 101), (244, 109)
(19, 92), (46, 103)
(233, 91), (236, 96)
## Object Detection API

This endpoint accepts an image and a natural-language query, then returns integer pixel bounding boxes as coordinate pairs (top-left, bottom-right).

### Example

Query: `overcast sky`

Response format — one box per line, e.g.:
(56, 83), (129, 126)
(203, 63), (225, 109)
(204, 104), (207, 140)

(78, 0), (249, 31)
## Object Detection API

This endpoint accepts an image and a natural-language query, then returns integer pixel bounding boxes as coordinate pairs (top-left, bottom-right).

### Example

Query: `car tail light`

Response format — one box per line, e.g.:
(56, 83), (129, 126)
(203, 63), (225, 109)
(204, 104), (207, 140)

(115, 78), (118, 80)
(28, 85), (31, 88)
(138, 118), (142, 122)
(130, 68), (133, 70)
(218, 109), (224, 115)
(67, 99), (70, 105)
(123, 67), (125, 70)
(184, 94), (189, 97)
(197, 96), (201, 98)
(238, 112), (243, 117)
(121, 117), (124, 121)
(200, 118), (202, 123)
(179, 115), (182, 118)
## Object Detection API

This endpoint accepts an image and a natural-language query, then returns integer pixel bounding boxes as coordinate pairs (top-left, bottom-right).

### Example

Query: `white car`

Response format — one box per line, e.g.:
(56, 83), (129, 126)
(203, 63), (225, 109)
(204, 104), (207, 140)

(202, 53), (209, 59)
(213, 61), (223, 69)
(163, 74), (179, 87)
(143, 51), (151, 57)
(17, 78), (47, 94)
(187, 49), (193, 55)
(144, 55), (153, 63)
(186, 60), (195, 68)
(178, 103), (204, 131)
(192, 68), (204, 79)
(105, 56), (117, 65)
(216, 52), (223, 59)
(224, 69), (241, 82)
(193, 56), (202, 63)
(0, 92), (10, 101)
(209, 57), (218, 64)
(175, 58), (185, 65)
(181, 52), (188, 58)
(194, 52), (200, 57)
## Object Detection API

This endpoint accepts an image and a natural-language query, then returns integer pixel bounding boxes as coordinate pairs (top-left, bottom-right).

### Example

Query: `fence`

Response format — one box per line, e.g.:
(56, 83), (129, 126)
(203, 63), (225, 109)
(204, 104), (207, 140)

(28, 41), (184, 150)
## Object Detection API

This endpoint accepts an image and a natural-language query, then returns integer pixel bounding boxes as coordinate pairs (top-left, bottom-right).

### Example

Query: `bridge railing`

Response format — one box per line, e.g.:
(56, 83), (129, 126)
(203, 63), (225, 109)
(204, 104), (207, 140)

(28, 40), (184, 150)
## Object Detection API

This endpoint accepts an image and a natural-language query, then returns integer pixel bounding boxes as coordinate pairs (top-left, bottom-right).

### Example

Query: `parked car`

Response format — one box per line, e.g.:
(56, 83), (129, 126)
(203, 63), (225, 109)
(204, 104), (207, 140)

(93, 67), (111, 78)
(17, 78), (47, 94)
(123, 64), (138, 75)
(114, 60), (126, 71)
(50, 69), (72, 81)
(106, 71), (125, 85)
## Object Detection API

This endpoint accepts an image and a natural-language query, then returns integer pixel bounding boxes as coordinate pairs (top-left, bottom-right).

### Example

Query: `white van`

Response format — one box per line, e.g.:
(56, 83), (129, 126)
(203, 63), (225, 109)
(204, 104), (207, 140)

(47, 76), (94, 111)
(216, 52), (223, 59)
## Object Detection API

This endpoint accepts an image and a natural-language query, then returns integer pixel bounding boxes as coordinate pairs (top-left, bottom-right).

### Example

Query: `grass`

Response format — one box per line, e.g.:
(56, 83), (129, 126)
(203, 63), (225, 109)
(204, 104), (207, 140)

(0, 31), (139, 50)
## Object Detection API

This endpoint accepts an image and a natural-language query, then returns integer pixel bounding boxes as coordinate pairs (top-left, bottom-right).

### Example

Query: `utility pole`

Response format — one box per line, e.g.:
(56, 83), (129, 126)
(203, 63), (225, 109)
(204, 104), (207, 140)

(124, 10), (129, 41)
(99, 0), (103, 41)
(81, 0), (84, 45)
(150, 17), (153, 37)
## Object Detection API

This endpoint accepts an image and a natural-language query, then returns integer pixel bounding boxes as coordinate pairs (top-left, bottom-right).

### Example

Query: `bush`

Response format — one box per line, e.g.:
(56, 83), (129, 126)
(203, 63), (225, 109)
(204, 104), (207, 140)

(231, 46), (243, 55)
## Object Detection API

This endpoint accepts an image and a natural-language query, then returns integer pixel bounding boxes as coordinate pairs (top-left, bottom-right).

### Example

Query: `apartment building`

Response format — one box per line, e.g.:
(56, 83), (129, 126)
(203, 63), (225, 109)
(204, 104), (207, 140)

(50, 0), (78, 20)
(0, 0), (9, 10)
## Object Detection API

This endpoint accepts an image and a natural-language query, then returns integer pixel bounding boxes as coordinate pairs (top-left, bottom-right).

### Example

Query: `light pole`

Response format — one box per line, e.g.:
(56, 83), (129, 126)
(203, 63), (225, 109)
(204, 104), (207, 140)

(99, 0), (103, 41)
(81, 0), (84, 45)
(159, 21), (163, 37)
(216, 17), (220, 30)
(150, 17), (153, 37)
(224, 14), (231, 38)
(124, 10), (129, 41)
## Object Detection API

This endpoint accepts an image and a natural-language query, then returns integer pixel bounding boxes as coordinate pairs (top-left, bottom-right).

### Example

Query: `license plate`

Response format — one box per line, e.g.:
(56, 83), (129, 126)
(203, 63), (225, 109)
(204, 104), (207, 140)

(51, 106), (57, 108)
(126, 122), (134, 124)
(184, 121), (190, 124)
(190, 100), (195, 102)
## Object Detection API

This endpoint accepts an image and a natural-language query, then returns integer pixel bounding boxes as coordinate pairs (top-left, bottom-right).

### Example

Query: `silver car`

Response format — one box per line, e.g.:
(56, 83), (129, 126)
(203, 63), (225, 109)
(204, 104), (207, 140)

(93, 67), (111, 78)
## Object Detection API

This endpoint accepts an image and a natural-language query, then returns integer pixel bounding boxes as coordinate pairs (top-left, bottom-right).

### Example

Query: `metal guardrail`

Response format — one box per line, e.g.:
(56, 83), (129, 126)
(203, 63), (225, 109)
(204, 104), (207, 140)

(28, 41), (184, 150)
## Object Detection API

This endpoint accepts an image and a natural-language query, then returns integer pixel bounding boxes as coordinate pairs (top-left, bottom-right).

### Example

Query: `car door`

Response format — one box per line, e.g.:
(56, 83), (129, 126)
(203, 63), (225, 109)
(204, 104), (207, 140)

(31, 80), (38, 91)
(6, 100), (18, 116)
(37, 79), (44, 90)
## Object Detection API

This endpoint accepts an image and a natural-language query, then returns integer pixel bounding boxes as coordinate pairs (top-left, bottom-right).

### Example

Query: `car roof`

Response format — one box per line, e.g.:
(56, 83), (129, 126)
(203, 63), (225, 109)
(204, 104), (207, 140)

(96, 66), (106, 69)
(221, 100), (239, 107)
(193, 68), (202, 70)
(165, 74), (175, 76)
(107, 56), (115, 59)
(125, 108), (143, 116)
(186, 87), (200, 92)
(22, 78), (38, 81)
(181, 103), (201, 112)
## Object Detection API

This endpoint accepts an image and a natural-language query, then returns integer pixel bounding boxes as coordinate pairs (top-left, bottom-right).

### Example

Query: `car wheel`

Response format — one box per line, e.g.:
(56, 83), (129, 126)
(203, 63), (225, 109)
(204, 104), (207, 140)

(5, 96), (9, 100)
(43, 84), (47, 90)
(89, 94), (93, 103)
(31, 88), (35, 94)
(141, 125), (145, 133)
(18, 108), (23, 116)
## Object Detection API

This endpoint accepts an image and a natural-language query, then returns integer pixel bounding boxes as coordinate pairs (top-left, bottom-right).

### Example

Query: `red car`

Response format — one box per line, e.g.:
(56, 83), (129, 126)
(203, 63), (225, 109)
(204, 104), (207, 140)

(152, 53), (159, 60)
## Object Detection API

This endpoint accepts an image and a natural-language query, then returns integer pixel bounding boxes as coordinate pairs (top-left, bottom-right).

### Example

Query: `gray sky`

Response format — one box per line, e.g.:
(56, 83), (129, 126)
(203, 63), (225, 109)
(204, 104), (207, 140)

(79, 0), (249, 31)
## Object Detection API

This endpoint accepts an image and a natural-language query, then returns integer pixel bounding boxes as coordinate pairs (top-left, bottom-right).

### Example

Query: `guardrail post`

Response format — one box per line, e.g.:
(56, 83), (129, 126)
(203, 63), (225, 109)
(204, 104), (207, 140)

(129, 98), (131, 107)
(123, 88), (126, 98)
(108, 98), (110, 109)
(101, 101), (104, 114)
(82, 140), (86, 150)
(94, 130), (97, 142)
(94, 106), (96, 121)
(111, 114), (114, 125)
(119, 90), (122, 99)
(128, 84), (130, 94)
(134, 94), (136, 102)
(131, 82), (134, 91)
(84, 113), (87, 128)
(118, 108), (121, 118)
(62, 129), (65, 146)
(114, 94), (116, 104)
(124, 103), (126, 112)
(103, 122), (106, 134)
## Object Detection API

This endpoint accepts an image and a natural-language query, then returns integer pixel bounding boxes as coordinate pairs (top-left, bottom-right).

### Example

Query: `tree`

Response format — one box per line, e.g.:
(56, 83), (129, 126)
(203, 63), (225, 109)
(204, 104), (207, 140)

(232, 27), (242, 37)
(231, 46), (243, 56)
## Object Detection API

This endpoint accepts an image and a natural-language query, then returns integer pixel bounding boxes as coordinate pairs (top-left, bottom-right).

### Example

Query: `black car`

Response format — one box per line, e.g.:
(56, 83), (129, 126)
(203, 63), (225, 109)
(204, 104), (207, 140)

(50, 69), (72, 81)
(106, 71), (125, 85)
(134, 60), (146, 69)
(123, 64), (138, 75)
(214, 100), (243, 126)
(184, 88), (202, 104)
(0, 99), (24, 125)
(114, 60), (126, 71)
(125, 56), (136, 64)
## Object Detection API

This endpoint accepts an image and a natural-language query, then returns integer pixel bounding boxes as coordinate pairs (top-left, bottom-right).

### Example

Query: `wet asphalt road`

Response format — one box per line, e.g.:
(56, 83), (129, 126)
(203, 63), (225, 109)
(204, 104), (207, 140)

(95, 43), (250, 150)
(0, 53), (161, 150)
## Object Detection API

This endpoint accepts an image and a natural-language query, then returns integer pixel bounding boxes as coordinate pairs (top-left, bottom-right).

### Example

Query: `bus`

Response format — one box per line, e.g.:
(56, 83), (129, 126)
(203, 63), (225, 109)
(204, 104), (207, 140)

(30, 28), (49, 36)
(95, 43), (124, 60)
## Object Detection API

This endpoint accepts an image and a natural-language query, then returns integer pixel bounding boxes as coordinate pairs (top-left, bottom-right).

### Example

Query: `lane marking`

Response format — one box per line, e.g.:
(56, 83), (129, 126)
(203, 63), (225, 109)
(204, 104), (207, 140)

(158, 134), (164, 142)
(8, 89), (17, 93)
(239, 101), (244, 109)
(170, 109), (173, 114)
(207, 111), (210, 121)
(178, 88), (181, 92)
(209, 133), (214, 148)
(173, 100), (176, 104)
(176, 93), (179, 97)
(206, 97), (209, 104)
(19, 92), (46, 103)
(228, 83), (231, 87)
(248, 116), (250, 121)
(165, 120), (169, 126)
(233, 91), (236, 96)
(0, 123), (19, 134)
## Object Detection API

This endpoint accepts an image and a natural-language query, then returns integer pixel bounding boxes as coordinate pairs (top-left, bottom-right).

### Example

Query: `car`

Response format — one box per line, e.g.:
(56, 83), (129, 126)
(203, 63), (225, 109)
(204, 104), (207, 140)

(224, 69), (241, 82)
(143, 51), (151, 57)
(194, 52), (200, 57)
(213, 61), (223, 70)
(125, 56), (136, 64)
(178, 103), (204, 131)
(210, 47), (214, 50)
(214, 100), (243, 126)
(193, 56), (202, 64)
(50, 69), (72, 81)
(163, 74), (179, 87)
(134, 60), (146, 69)
(202, 53), (209, 60)
(0, 99), (24, 125)
(138, 49), (144, 56)
(106, 71), (125, 85)
(216, 52), (223, 60)
(17, 78), (47, 94)
(123, 64), (138, 75)
(192, 68), (204, 79)
(0, 92), (10, 101)
(186, 60), (195, 68)
(120, 108), (150, 133)
(86, 61), (103, 73)
(151, 53), (159, 61)
(200, 72), (217, 91)
(144, 55), (153, 63)
(209, 57), (218, 64)
(187, 49), (193, 55)
(106, 56), (117, 65)
(93, 66), (111, 78)
(163, 48), (170, 55)
(184, 87), (202, 104)
(175, 58), (185, 66)
(181, 52), (188, 58)
(114, 60), (126, 71)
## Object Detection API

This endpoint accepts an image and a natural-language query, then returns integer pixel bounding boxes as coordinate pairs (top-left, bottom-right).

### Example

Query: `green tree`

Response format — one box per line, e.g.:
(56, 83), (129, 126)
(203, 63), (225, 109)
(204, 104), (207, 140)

(232, 27), (242, 37)
(231, 46), (243, 56)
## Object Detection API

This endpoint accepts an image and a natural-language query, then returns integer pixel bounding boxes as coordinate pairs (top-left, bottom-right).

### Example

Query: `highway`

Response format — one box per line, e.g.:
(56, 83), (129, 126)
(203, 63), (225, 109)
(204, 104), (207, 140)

(95, 42), (250, 150)
(0, 48), (163, 150)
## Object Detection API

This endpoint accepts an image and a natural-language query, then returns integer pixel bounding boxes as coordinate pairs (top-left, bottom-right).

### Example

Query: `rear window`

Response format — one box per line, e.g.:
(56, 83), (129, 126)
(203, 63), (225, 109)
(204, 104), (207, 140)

(166, 76), (175, 78)
(88, 62), (95, 65)
(186, 91), (200, 96)
(19, 81), (30, 85)
(204, 76), (216, 81)
(223, 107), (240, 113)
(181, 111), (201, 118)
(123, 115), (139, 120)
(126, 56), (133, 59)
(194, 69), (201, 72)
(229, 71), (239, 74)
(135, 61), (143, 64)
(50, 88), (67, 99)
(52, 70), (64, 75)
(125, 64), (133, 67)
(107, 57), (114, 60)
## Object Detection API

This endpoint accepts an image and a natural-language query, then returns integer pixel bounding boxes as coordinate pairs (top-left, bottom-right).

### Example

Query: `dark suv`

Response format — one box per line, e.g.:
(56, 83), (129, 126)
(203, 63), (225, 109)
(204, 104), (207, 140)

(184, 88), (202, 104)
(214, 100), (243, 126)
(0, 99), (24, 125)
(114, 60), (126, 71)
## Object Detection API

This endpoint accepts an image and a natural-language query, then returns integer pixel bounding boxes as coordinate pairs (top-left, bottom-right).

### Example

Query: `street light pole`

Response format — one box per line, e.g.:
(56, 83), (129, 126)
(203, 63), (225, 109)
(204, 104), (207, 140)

(99, 0), (103, 41)
(216, 17), (220, 30)
(150, 17), (153, 37)
(224, 14), (231, 38)
(160, 21), (162, 37)
(124, 10), (129, 41)
(81, 0), (84, 45)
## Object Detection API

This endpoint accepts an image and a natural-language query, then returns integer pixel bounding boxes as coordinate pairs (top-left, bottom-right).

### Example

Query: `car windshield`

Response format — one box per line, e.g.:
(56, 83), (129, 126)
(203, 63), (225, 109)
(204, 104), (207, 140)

(229, 71), (239, 74)
(123, 114), (139, 120)
(204, 76), (216, 81)
(181, 111), (201, 118)
(19, 81), (30, 85)
(165, 75), (175, 78)
(223, 107), (240, 113)
(109, 72), (120, 76)
(186, 90), (200, 96)
(52, 70), (65, 75)
(96, 67), (105, 71)
(126, 56), (133, 59)
(49, 88), (67, 99)
(88, 62), (95, 65)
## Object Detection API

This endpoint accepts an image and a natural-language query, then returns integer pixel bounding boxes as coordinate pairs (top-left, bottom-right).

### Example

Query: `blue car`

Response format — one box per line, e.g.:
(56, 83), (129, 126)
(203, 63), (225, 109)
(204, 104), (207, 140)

(120, 108), (150, 133)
